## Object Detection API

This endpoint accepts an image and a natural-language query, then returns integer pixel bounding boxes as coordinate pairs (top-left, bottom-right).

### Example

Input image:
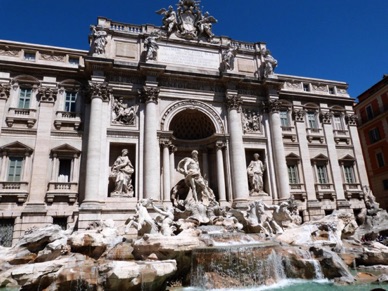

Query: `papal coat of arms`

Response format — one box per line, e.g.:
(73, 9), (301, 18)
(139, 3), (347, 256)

(156, 0), (217, 41)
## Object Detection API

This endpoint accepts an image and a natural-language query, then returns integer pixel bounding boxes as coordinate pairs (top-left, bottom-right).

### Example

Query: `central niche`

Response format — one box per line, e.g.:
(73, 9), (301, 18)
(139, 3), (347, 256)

(169, 109), (215, 140)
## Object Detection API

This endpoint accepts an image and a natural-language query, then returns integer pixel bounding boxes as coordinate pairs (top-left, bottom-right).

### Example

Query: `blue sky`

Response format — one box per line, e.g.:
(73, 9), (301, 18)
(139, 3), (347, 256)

(1, 0), (387, 98)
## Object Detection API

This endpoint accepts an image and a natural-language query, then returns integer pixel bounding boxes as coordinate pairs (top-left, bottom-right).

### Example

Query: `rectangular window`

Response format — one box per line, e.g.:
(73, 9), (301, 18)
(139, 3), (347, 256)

(7, 157), (23, 182)
(280, 111), (290, 127)
(366, 105), (374, 120)
(383, 179), (388, 191)
(377, 152), (385, 168)
(53, 217), (68, 230)
(303, 84), (310, 92)
(369, 128), (381, 143)
(24, 52), (35, 61)
(0, 218), (14, 247)
(65, 91), (77, 112)
(18, 88), (32, 109)
(307, 112), (318, 129)
(316, 165), (328, 184)
(69, 57), (79, 65)
(329, 87), (335, 94)
(58, 159), (71, 182)
(287, 164), (299, 184)
(333, 115), (344, 130)
(344, 165), (355, 183)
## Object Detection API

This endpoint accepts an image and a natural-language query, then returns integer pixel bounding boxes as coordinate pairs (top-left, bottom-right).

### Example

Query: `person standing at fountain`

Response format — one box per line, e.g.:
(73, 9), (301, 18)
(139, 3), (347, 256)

(247, 153), (266, 194)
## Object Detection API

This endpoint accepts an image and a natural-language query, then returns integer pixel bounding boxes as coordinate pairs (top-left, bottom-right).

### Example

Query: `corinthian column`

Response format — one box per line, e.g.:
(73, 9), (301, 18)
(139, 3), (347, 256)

(161, 138), (171, 202)
(226, 93), (249, 202)
(268, 99), (290, 200)
(216, 141), (227, 203)
(83, 80), (111, 206)
(139, 86), (161, 200)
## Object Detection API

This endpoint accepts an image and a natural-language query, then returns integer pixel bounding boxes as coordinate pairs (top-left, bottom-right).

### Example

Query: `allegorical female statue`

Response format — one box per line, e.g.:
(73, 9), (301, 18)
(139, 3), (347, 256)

(110, 149), (134, 197)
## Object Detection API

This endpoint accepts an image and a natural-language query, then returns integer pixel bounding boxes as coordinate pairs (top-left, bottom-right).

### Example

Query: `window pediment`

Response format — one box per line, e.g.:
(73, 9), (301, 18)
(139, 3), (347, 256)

(0, 141), (33, 155)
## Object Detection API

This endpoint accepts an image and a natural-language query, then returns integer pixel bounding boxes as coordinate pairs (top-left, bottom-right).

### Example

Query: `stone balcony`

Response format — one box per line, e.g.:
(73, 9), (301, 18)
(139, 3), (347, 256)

(0, 182), (29, 203)
(46, 182), (78, 204)
(343, 183), (363, 199)
(315, 183), (335, 200)
(333, 129), (350, 145)
(5, 108), (37, 128)
(306, 128), (324, 143)
(54, 111), (81, 130)
(281, 126), (297, 142)
(289, 183), (307, 201)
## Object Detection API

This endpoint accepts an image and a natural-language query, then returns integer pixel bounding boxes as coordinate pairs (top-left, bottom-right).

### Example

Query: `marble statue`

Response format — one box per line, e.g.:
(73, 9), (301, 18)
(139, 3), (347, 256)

(177, 150), (215, 205)
(125, 199), (159, 236)
(247, 153), (266, 194)
(196, 11), (217, 40)
(221, 44), (239, 72)
(111, 97), (137, 125)
(156, 5), (177, 34)
(110, 149), (134, 197)
(262, 48), (278, 78)
(144, 33), (159, 61)
(151, 201), (176, 236)
(90, 25), (107, 55)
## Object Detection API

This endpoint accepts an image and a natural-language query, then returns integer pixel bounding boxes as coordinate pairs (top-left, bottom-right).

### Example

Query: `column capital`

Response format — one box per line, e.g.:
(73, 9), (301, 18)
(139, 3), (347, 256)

(160, 138), (172, 147)
(293, 108), (306, 122)
(38, 86), (58, 103)
(267, 99), (282, 113)
(88, 81), (112, 102)
(216, 141), (226, 150)
(345, 114), (358, 126)
(169, 145), (177, 154)
(226, 94), (242, 111)
(0, 83), (10, 100)
(320, 111), (333, 124)
(139, 86), (160, 104)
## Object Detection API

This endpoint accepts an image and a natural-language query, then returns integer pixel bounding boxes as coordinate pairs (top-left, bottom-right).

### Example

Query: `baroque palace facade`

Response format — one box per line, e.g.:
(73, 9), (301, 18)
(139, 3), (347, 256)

(0, 1), (369, 246)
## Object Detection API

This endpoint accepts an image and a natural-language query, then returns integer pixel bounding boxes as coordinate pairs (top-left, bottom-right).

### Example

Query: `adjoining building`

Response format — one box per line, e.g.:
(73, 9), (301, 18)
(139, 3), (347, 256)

(0, 1), (369, 246)
(354, 75), (388, 209)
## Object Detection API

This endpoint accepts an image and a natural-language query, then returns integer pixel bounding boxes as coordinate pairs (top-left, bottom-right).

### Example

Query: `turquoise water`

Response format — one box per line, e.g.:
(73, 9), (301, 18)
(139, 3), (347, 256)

(171, 279), (388, 291)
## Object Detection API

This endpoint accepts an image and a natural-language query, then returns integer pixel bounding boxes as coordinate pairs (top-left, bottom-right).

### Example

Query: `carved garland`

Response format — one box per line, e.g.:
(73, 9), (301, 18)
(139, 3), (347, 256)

(161, 99), (225, 134)
(346, 114), (358, 126)
(293, 109), (306, 122)
(320, 111), (333, 124)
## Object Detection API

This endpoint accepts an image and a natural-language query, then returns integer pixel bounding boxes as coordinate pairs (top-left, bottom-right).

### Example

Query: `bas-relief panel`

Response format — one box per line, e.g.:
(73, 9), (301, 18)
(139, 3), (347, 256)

(115, 42), (138, 59)
(158, 45), (219, 69)
(237, 58), (256, 73)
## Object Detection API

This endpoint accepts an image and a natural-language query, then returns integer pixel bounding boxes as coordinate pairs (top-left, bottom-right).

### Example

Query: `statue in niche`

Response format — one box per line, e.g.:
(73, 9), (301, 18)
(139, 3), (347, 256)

(144, 32), (159, 61)
(221, 44), (239, 72)
(109, 149), (134, 197)
(111, 97), (137, 125)
(90, 25), (107, 56)
(247, 153), (267, 195)
(177, 150), (215, 205)
(262, 48), (278, 78)
(242, 109), (260, 133)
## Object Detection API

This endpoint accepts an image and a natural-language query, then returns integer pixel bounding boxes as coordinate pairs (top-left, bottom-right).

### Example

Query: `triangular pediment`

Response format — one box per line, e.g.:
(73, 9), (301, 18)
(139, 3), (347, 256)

(339, 154), (355, 161)
(0, 141), (33, 153)
(51, 144), (81, 155)
(286, 153), (300, 160)
(312, 154), (328, 160)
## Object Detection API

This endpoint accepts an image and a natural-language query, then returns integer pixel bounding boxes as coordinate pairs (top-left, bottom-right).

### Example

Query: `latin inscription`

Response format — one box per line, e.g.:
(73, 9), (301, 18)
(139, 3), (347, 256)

(158, 45), (219, 69)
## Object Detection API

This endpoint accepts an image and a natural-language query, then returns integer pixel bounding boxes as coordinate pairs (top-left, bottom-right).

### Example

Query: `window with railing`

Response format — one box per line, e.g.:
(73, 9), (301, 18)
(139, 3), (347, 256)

(280, 110), (290, 127)
(307, 112), (318, 129)
(287, 164), (299, 184)
(65, 91), (77, 112)
(18, 88), (32, 109)
(333, 114), (345, 131)
(343, 165), (356, 184)
(316, 165), (328, 184)
(7, 157), (23, 182)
